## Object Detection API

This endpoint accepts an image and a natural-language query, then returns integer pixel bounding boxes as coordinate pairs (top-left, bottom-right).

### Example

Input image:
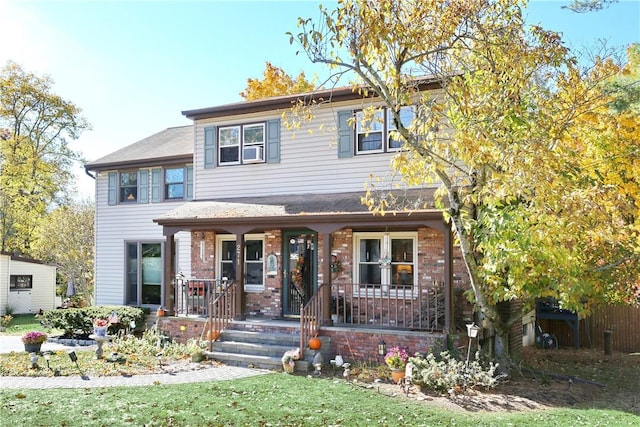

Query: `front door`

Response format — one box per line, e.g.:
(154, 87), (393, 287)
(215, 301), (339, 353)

(283, 231), (317, 317)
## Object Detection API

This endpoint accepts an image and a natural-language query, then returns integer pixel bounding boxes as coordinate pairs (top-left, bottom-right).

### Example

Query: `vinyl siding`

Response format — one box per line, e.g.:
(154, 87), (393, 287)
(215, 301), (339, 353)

(10, 260), (56, 313)
(193, 99), (425, 200)
(0, 256), (8, 315)
(94, 170), (191, 306)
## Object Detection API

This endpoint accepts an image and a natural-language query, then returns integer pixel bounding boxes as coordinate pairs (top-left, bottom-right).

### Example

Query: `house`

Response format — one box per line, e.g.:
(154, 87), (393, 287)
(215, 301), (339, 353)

(85, 81), (475, 363)
(0, 252), (57, 315)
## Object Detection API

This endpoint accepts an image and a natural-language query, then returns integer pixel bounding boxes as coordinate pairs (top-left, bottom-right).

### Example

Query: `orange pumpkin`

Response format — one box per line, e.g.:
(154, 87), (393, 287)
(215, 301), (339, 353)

(206, 330), (220, 341)
(308, 336), (322, 350)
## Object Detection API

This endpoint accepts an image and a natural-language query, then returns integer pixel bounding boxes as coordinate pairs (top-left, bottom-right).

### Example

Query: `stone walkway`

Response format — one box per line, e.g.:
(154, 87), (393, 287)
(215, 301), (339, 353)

(0, 336), (272, 389)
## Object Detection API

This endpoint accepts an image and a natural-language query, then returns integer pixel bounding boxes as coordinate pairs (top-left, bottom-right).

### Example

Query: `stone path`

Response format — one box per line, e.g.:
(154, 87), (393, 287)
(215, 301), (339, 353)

(0, 335), (272, 389)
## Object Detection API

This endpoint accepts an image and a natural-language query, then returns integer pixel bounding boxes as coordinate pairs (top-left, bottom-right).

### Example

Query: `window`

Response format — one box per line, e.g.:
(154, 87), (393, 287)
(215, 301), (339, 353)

(217, 234), (264, 291)
(164, 167), (185, 199)
(120, 171), (138, 202)
(218, 123), (265, 165)
(355, 106), (414, 154)
(354, 232), (416, 292)
(126, 242), (163, 305)
(108, 167), (192, 205)
(10, 275), (32, 290)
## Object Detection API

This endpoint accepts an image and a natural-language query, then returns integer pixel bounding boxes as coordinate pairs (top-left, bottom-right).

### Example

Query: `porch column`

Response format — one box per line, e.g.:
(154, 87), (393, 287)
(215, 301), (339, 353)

(234, 233), (246, 320)
(444, 223), (454, 333)
(321, 232), (332, 326)
(164, 233), (176, 314)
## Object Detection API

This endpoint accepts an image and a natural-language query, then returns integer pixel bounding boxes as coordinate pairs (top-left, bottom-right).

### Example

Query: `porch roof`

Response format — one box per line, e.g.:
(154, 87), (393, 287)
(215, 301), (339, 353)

(154, 189), (446, 234)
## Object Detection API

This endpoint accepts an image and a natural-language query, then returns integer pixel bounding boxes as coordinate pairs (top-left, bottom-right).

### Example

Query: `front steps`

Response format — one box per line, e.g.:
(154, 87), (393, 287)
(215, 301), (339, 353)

(204, 320), (326, 371)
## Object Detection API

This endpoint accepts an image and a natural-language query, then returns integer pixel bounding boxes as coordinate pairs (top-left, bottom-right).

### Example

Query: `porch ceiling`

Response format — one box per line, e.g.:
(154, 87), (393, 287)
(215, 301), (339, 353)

(154, 189), (446, 234)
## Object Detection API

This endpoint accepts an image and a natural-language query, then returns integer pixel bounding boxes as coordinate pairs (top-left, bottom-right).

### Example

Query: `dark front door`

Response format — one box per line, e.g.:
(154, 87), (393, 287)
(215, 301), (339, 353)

(283, 231), (317, 317)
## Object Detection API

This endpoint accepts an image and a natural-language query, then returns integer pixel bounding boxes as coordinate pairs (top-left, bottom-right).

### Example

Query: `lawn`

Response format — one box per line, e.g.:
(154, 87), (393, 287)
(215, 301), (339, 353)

(0, 313), (60, 335)
(0, 373), (637, 426)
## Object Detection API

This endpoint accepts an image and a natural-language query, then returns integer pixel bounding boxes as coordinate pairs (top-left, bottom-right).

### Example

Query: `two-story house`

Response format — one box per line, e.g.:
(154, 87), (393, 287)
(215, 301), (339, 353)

(86, 81), (471, 364)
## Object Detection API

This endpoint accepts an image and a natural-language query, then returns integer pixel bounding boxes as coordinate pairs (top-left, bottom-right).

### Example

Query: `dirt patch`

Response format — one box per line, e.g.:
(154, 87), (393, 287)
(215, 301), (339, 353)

(351, 347), (640, 414)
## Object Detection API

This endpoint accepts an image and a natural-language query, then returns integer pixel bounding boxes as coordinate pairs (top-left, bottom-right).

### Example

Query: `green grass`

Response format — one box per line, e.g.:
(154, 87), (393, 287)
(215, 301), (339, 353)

(0, 374), (637, 426)
(0, 314), (58, 335)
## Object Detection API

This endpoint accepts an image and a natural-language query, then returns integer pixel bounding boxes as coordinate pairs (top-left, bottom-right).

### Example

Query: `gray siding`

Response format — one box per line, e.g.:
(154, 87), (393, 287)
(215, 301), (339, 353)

(193, 100), (416, 200)
(94, 170), (191, 306)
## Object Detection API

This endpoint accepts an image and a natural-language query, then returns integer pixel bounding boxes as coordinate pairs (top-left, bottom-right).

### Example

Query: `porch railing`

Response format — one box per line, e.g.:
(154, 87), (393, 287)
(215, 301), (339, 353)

(175, 278), (237, 319)
(300, 283), (327, 352)
(332, 281), (446, 331)
(300, 281), (445, 351)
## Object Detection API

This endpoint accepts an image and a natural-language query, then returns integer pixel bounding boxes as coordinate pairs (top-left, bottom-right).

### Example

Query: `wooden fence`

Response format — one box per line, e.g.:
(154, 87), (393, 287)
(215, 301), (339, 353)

(539, 304), (640, 353)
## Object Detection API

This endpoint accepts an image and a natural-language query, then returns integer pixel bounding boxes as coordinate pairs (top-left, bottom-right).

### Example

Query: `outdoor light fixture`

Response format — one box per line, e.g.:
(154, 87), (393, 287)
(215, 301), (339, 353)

(378, 339), (386, 356)
(29, 352), (39, 369)
(43, 351), (51, 370)
(465, 323), (481, 368)
(68, 350), (88, 380)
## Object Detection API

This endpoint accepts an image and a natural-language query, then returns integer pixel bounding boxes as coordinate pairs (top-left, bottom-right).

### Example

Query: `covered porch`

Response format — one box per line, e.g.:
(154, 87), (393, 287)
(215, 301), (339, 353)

(154, 191), (457, 355)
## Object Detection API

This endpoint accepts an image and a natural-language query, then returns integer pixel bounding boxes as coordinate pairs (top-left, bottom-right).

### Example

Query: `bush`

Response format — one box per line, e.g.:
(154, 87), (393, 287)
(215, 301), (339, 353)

(111, 329), (203, 359)
(39, 306), (145, 337)
(410, 350), (499, 393)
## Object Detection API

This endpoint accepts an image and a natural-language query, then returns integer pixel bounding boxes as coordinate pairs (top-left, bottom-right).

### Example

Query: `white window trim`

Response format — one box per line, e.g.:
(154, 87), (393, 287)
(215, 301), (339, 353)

(353, 231), (417, 297)
(218, 122), (266, 166)
(216, 234), (265, 292)
(355, 106), (415, 155)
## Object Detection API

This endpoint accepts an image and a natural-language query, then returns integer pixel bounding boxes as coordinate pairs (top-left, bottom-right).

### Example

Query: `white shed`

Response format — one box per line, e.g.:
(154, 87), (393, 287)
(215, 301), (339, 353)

(0, 253), (57, 315)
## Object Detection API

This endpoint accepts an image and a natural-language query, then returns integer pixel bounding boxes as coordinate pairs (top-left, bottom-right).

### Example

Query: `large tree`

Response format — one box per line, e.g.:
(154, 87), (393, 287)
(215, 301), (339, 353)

(0, 61), (89, 254)
(240, 61), (316, 101)
(290, 0), (640, 368)
(31, 200), (95, 304)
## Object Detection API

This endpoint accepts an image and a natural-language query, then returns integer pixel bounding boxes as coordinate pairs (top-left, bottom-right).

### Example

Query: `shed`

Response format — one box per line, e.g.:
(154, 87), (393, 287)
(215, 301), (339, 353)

(0, 253), (57, 315)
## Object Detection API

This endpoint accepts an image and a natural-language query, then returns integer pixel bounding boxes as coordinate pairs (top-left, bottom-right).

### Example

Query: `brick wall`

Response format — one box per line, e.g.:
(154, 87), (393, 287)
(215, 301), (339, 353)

(187, 227), (471, 325)
(323, 327), (447, 362)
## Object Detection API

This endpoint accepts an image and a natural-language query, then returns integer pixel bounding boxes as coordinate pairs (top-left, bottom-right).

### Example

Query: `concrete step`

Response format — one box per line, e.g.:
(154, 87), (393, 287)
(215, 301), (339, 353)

(214, 340), (298, 358)
(205, 350), (312, 371)
(219, 329), (300, 346)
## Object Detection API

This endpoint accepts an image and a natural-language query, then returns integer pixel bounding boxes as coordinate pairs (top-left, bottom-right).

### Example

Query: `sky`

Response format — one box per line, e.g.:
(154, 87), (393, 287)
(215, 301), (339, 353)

(0, 0), (638, 199)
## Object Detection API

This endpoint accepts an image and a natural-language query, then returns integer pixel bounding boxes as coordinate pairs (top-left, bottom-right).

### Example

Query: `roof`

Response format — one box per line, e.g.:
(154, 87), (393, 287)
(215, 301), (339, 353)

(181, 77), (443, 121)
(85, 125), (193, 171)
(154, 189), (445, 232)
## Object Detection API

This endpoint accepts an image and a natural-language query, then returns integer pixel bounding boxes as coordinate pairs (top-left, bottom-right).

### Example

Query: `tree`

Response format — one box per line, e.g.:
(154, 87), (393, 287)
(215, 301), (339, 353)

(239, 61), (316, 100)
(290, 0), (640, 368)
(0, 61), (89, 254)
(30, 200), (95, 304)
(564, 0), (618, 13)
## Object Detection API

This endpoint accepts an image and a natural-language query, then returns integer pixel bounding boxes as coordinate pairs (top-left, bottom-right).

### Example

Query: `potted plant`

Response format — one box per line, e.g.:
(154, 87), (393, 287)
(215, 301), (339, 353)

(93, 318), (110, 337)
(22, 331), (47, 353)
(384, 346), (409, 383)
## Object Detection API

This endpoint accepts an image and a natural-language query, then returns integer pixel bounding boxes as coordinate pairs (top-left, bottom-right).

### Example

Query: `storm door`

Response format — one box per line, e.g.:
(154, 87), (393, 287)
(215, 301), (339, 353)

(282, 231), (317, 317)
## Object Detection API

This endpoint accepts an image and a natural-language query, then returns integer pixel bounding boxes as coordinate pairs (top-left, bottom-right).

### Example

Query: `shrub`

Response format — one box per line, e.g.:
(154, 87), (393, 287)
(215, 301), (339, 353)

(39, 306), (145, 337)
(410, 350), (499, 393)
(111, 329), (203, 359)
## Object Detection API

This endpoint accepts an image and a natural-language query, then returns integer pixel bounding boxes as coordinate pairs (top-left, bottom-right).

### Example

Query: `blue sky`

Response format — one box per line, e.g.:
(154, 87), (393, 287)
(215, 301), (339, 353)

(0, 0), (638, 198)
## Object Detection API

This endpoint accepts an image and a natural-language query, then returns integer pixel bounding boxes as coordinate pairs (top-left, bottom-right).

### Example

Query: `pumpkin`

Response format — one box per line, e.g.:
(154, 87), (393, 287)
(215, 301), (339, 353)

(206, 330), (220, 341)
(308, 336), (322, 350)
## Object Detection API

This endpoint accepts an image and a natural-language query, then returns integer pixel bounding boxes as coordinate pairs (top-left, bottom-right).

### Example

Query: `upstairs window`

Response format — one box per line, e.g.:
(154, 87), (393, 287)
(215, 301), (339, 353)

(120, 171), (138, 202)
(355, 106), (414, 155)
(218, 123), (265, 165)
(164, 167), (185, 199)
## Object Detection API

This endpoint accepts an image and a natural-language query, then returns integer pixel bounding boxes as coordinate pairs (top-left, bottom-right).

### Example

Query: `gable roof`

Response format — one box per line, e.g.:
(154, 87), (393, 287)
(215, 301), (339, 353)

(85, 125), (193, 172)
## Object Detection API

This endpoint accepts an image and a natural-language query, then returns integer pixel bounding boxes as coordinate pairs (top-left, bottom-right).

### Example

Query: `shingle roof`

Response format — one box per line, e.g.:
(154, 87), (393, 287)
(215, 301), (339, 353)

(85, 125), (192, 171)
(156, 188), (438, 222)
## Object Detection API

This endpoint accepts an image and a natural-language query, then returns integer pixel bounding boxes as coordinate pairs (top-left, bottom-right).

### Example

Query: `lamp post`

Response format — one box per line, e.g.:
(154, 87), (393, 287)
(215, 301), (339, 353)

(465, 323), (480, 368)
(378, 339), (386, 357)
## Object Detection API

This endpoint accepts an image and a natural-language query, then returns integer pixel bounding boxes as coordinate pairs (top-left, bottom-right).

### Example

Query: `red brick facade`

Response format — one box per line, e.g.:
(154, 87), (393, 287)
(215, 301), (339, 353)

(187, 226), (471, 324)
